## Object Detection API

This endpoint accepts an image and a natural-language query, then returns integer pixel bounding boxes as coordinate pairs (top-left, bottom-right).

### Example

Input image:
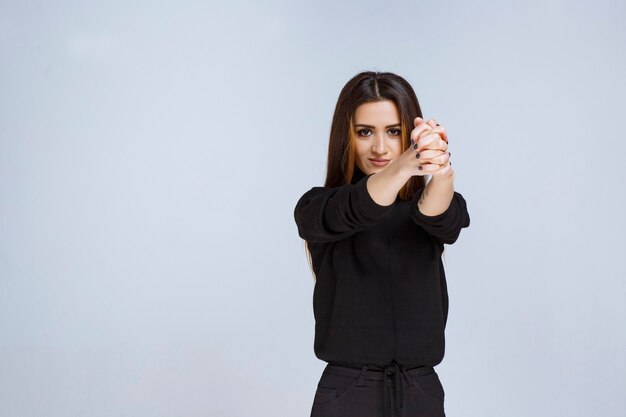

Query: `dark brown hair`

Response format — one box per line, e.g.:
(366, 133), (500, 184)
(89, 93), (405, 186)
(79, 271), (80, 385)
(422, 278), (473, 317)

(304, 71), (427, 278)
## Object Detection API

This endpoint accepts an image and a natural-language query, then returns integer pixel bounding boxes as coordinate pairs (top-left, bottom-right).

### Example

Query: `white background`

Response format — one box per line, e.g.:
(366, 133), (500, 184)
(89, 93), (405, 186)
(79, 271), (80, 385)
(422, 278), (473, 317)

(1, 0), (625, 416)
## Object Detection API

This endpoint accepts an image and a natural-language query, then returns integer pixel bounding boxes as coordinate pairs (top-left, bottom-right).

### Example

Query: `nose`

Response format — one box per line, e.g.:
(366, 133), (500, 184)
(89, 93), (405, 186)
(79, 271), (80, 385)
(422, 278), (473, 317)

(372, 134), (386, 155)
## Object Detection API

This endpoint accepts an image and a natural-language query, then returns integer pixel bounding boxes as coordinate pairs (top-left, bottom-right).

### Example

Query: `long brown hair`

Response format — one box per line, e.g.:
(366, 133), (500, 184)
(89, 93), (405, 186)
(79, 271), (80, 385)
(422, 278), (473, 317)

(304, 71), (427, 279)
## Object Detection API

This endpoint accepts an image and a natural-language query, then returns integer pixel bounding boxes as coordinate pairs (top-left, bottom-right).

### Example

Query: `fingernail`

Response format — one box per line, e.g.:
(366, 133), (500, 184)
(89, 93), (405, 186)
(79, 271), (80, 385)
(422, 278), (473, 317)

(418, 166), (423, 170)
(410, 138), (414, 145)
(449, 151), (451, 156)
(436, 123), (440, 126)
(415, 153), (420, 158)
(413, 144), (418, 149)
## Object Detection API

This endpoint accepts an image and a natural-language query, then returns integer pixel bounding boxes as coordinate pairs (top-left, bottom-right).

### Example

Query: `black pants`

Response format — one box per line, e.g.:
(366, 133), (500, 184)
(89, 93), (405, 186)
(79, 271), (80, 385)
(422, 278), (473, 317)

(310, 360), (445, 417)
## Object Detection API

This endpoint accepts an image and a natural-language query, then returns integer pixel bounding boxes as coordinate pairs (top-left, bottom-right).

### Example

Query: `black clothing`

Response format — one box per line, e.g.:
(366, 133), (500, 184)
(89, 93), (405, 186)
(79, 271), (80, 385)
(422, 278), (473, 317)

(294, 173), (470, 368)
(310, 361), (445, 417)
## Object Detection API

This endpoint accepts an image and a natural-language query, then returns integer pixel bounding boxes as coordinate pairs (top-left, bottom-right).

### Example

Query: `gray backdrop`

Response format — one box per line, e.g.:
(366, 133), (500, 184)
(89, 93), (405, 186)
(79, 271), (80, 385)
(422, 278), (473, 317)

(1, 0), (625, 416)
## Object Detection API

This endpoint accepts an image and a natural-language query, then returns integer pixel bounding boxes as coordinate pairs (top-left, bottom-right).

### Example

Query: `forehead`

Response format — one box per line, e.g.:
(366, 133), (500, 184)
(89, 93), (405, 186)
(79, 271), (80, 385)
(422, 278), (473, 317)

(354, 100), (400, 124)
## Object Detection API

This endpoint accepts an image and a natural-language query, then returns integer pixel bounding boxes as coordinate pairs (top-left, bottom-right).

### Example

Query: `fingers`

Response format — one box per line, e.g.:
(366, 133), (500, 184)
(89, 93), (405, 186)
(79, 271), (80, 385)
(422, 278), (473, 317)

(415, 131), (448, 153)
(439, 127), (448, 143)
(417, 154), (450, 174)
(412, 117), (448, 144)
(410, 117), (451, 177)
(416, 149), (450, 165)
(420, 126), (445, 140)
(410, 122), (432, 144)
(413, 117), (439, 132)
(425, 123), (448, 143)
(429, 160), (453, 177)
(415, 161), (443, 174)
(413, 117), (438, 128)
(404, 144), (451, 176)
(421, 158), (453, 175)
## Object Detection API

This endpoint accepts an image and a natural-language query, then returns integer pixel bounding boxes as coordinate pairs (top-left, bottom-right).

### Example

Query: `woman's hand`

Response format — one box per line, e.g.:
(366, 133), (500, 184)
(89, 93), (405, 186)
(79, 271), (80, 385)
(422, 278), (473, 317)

(391, 117), (452, 177)
(417, 117), (448, 143)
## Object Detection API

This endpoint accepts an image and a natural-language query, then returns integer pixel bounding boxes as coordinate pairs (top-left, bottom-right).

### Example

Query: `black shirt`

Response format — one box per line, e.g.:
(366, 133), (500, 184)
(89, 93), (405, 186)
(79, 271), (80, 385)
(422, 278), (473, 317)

(293, 173), (470, 367)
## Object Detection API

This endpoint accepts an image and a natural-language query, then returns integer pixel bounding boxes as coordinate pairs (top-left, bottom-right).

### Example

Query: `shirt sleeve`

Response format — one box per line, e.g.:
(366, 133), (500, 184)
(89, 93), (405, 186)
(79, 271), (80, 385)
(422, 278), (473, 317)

(294, 174), (394, 243)
(408, 188), (470, 244)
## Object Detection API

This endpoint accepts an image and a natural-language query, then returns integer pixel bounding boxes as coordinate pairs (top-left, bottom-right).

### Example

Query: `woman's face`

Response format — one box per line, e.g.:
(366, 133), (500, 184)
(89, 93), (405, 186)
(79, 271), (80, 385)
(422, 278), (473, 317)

(353, 100), (403, 176)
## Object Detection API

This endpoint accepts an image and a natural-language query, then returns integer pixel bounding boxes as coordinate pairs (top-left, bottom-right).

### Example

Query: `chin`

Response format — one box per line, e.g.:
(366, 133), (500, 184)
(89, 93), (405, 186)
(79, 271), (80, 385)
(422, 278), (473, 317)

(366, 165), (383, 174)
(356, 165), (372, 176)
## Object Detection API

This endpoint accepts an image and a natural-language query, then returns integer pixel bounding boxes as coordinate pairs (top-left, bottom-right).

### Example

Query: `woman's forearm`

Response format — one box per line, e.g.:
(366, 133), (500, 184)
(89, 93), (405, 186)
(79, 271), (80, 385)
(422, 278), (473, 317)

(366, 162), (411, 206)
(364, 160), (455, 211)
(417, 170), (455, 216)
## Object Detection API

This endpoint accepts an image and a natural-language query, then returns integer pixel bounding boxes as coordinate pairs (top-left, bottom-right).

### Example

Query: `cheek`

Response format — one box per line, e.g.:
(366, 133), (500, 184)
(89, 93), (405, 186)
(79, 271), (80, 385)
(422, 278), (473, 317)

(354, 143), (369, 159)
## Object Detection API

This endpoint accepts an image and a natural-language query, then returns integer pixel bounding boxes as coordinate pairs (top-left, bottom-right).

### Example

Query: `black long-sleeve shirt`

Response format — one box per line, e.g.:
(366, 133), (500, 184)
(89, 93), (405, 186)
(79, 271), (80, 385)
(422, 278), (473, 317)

(293, 172), (470, 368)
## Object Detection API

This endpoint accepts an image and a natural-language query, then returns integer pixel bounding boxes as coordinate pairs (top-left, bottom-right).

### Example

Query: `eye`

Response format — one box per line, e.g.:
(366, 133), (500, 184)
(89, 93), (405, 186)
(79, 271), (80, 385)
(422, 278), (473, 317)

(356, 128), (372, 137)
(388, 128), (401, 136)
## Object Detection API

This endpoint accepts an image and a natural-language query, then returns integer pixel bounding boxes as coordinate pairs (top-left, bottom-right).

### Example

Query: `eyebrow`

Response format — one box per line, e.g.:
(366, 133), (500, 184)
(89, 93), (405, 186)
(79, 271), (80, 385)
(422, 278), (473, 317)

(354, 123), (401, 128)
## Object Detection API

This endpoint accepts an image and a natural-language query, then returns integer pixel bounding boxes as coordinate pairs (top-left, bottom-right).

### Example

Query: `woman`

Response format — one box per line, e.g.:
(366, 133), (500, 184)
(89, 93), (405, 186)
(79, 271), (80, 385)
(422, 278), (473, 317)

(293, 71), (470, 417)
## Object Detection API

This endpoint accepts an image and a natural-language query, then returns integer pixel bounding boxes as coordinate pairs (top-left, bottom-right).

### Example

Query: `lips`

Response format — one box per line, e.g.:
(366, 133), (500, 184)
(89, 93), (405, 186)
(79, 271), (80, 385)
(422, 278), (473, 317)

(369, 158), (390, 167)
